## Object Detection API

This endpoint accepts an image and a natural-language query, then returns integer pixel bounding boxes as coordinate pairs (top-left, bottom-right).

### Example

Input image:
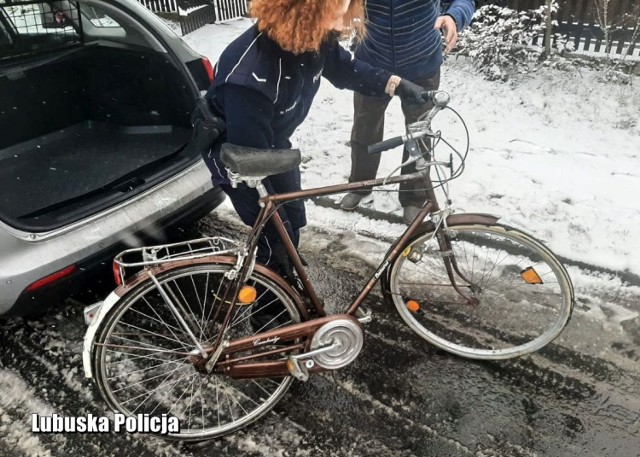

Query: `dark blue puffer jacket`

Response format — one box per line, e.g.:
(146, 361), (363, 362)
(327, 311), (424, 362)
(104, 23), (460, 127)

(355, 0), (476, 80)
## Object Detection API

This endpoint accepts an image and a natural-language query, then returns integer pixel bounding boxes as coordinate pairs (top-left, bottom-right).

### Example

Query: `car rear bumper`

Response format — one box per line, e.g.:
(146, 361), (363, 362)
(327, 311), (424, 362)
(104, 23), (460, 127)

(0, 161), (225, 316)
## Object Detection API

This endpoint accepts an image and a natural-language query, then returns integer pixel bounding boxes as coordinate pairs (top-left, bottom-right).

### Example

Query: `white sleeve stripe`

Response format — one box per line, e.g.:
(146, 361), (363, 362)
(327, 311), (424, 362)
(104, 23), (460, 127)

(273, 58), (282, 104)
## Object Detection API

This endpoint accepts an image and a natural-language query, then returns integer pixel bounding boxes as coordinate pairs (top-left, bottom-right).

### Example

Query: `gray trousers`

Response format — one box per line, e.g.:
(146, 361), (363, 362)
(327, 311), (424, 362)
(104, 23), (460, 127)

(349, 70), (441, 207)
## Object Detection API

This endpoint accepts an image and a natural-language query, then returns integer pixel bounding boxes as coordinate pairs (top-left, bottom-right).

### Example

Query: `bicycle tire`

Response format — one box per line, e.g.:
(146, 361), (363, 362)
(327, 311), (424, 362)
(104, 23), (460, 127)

(385, 222), (574, 360)
(90, 263), (301, 440)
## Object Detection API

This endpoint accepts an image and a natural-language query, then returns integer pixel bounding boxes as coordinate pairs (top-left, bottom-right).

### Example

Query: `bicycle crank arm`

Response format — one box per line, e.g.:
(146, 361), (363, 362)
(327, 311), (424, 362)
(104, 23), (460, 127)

(217, 341), (342, 381)
(286, 340), (341, 382)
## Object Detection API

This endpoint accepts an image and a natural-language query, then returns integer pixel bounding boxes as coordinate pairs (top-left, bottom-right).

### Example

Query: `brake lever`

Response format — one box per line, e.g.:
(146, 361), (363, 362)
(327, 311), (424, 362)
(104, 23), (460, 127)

(382, 140), (427, 185)
(382, 157), (418, 185)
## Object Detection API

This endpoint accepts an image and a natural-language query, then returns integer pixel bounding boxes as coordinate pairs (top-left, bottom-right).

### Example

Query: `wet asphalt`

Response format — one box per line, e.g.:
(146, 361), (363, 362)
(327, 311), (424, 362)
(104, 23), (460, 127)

(0, 210), (638, 457)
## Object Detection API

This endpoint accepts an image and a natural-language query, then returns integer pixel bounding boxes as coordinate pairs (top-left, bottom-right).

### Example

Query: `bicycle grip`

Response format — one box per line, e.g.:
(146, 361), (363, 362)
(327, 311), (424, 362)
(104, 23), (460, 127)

(368, 136), (404, 154)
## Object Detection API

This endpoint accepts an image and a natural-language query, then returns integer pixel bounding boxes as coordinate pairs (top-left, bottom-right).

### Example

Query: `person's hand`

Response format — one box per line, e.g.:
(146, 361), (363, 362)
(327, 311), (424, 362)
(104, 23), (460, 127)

(434, 15), (458, 53)
(395, 79), (430, 105)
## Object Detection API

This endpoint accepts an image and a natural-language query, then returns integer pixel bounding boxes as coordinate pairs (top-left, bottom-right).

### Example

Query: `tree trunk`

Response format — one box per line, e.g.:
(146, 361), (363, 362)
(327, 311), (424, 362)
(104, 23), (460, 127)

(544, 0), (553, 57)
(604, 0), (611, 55)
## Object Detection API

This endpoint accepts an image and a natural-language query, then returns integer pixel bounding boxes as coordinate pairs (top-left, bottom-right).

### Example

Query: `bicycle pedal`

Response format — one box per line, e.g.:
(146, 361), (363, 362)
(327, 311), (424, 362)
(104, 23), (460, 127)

(355, 307), (372, 323)
(286, 357), (310, 382)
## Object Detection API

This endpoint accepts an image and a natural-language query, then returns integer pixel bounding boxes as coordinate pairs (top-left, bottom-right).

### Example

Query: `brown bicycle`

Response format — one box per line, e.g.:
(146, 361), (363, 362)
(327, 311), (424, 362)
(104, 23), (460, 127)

(82, 91), (574, 440)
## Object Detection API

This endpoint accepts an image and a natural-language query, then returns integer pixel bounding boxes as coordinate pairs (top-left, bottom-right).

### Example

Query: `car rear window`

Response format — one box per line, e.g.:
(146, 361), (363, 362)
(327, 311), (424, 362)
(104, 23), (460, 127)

(0, 0), (82, 59)
(81, 5), (120, 28)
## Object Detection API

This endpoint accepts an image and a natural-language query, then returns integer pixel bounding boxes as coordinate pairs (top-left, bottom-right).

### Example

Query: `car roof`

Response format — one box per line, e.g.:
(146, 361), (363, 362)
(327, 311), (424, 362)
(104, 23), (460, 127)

(0, 0), (199, 61)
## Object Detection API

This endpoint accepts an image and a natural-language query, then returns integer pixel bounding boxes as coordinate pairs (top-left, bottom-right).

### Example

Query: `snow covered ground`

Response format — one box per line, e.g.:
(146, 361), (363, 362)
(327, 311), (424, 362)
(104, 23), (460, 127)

(179, 18), (640, 355)
(183, 18), (640, 277)
(0, 18), (639, 457)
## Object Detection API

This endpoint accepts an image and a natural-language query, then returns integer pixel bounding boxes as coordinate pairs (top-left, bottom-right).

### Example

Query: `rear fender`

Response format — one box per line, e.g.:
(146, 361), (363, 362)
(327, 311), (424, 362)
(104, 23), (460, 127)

(82, 290), (121, 378)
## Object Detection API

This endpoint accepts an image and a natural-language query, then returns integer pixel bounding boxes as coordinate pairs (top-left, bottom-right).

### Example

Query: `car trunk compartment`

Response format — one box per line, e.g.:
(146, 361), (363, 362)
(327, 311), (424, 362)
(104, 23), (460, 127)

(0, 44), (197, 232)
(0, 120), (192, 219)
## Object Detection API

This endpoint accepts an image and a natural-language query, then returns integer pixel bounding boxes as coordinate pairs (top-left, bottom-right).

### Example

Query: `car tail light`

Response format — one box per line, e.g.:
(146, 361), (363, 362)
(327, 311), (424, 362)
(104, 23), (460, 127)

(25, 265), (77, 293)
(202, 56), (214, 84)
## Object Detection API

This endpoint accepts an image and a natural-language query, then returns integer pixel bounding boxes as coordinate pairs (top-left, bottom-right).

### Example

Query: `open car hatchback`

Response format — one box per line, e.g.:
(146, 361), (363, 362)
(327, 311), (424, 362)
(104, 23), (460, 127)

(0, 0), (224, 316)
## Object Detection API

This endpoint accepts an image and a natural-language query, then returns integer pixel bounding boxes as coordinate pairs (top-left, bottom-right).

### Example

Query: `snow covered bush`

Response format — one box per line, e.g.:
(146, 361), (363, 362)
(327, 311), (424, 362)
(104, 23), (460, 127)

(455, 3), (574, 81)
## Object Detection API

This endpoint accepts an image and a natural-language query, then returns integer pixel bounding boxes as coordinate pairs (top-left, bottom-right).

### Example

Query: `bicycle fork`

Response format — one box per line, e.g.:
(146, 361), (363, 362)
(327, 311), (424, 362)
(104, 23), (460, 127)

(412, 153), (479, 307)
(435, 229), (480, 306)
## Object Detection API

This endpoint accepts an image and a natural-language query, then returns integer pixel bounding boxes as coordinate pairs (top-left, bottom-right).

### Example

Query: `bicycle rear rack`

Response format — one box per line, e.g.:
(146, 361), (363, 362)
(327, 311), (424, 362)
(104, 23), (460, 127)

(112, 237), (242, 284)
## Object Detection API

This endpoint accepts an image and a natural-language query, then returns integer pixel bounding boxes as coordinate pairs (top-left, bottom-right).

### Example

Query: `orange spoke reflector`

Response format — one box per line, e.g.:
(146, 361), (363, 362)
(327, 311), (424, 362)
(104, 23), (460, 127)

(406, 300), (421, 313)
(521, 267), (543, 285)
(402, 247), (412, 257)
(238, 286), (257, 305)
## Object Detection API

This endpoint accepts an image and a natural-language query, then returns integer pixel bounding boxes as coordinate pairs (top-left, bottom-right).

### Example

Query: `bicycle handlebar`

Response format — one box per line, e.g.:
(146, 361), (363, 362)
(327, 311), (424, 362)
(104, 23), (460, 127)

(367, 136), (405, 154)
(367, 90), (451, 155)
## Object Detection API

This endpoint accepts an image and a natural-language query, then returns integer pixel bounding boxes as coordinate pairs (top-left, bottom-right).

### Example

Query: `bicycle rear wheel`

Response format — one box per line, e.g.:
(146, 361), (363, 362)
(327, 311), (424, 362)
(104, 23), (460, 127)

(91, 263), (301, 440)
(386, 223), (574, 359)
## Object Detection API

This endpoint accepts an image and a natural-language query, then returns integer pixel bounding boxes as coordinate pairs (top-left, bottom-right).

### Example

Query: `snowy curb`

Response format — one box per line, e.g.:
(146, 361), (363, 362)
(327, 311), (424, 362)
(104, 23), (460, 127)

(311, 196), (404, 225)
(312, 197), (640, 288)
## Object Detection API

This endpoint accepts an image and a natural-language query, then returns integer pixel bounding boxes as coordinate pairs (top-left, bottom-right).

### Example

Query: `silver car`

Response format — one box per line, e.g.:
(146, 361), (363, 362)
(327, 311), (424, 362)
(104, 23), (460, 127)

(0, 0), (224, 316)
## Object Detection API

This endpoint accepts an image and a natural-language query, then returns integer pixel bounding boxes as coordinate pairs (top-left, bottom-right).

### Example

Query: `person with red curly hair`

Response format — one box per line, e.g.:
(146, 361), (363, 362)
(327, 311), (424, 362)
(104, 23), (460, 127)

(201, 0), (430, 280)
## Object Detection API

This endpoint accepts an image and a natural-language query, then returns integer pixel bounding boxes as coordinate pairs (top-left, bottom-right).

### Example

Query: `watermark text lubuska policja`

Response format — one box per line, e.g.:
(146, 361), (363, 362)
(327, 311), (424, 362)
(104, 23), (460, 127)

(32, 413), (180, 434)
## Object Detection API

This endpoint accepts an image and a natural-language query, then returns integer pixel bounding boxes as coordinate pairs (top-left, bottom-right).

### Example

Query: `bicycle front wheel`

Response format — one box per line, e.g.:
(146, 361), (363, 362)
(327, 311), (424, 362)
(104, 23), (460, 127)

(91, 263), (301, 440)
(386, 223), (574, 359)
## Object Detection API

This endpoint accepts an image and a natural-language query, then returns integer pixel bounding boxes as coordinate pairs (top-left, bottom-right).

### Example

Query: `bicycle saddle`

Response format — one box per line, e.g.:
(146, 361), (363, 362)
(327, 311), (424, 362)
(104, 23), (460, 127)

(220, 143), (301, 177)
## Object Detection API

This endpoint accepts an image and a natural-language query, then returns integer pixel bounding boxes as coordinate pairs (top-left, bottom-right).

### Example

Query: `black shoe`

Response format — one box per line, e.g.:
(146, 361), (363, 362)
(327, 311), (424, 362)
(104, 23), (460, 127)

(402, 206), (422, 225)
(339, 192), (372, 211)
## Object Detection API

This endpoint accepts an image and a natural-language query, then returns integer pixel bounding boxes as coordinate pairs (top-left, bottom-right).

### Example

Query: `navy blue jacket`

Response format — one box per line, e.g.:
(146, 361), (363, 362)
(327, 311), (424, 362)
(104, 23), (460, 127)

(356, 0), (476, 80)
(205, 25), (393, 184)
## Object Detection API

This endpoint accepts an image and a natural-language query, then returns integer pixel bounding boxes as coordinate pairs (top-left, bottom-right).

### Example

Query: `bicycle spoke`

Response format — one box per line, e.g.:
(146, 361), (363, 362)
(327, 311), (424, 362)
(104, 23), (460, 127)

(198, 272), (211, 341)
(106, 358), (186, 381)
(107, 333), (191, 355)
(140, 369), (198, 415)
(104, 349), (188, 365)
(114, 363), (188, 395)
(167, 373), (197, 419)
(185, 373), (199, 427)
(132, 302), (186, 337)
(204, 275), (229, 341)
(112, 320), (191, 350)
(390, 224), (572, 359)
(169, 278), (206, 338)
(94, 264), (300, 439)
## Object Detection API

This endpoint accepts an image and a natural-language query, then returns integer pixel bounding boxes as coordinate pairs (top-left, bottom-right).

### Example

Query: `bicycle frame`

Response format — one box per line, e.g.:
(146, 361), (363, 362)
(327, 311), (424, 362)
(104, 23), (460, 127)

(93, 141), (492, 382)
(245, 170), (441, 318)
(169, 169), (441, 379)
(89, 112), (489, 381)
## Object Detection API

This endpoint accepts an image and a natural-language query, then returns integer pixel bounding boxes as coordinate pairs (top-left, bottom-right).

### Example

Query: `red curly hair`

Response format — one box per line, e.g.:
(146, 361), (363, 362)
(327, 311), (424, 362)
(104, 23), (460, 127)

(249, 0), (365, 54)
